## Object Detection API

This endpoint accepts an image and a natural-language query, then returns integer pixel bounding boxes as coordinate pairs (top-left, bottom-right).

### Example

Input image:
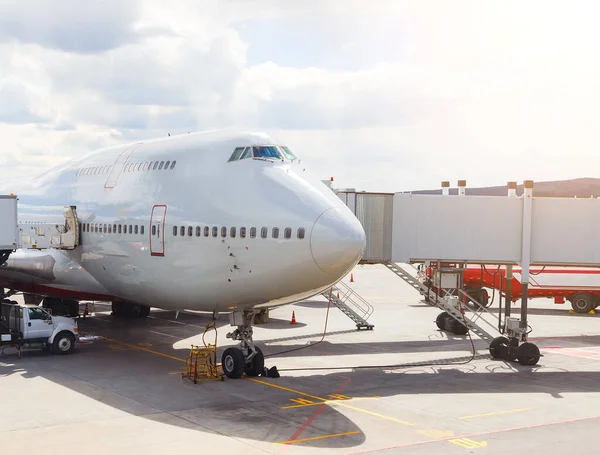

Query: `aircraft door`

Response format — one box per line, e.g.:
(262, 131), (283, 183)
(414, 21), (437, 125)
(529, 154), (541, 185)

(150, 205), (167, 256)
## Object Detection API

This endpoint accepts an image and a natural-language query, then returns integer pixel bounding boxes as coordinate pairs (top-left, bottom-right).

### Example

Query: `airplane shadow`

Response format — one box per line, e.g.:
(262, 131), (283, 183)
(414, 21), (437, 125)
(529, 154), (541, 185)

(2, 310), (600, 449)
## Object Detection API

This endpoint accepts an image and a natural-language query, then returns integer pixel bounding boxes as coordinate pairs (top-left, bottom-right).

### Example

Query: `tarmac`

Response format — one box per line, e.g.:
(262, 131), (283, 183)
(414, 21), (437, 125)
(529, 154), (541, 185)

(2, 263), (600, 454)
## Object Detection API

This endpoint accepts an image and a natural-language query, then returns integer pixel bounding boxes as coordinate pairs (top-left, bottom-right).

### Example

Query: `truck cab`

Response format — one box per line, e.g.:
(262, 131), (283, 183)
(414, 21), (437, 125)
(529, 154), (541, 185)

(1, 302), (79, 354)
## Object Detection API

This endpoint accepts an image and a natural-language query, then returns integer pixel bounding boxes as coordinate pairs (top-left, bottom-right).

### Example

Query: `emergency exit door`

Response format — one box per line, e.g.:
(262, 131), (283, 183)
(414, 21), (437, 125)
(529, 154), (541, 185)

(150, 205), (167, 256)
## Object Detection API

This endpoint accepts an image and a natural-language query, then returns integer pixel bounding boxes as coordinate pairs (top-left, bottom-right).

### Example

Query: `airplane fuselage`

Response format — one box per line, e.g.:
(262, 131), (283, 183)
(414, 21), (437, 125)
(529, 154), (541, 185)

(0, 131), (366, 313)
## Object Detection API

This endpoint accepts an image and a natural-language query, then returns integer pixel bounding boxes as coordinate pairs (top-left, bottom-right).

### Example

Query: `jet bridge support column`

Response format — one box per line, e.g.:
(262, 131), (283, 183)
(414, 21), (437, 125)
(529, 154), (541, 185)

(491, 180), (539, 365)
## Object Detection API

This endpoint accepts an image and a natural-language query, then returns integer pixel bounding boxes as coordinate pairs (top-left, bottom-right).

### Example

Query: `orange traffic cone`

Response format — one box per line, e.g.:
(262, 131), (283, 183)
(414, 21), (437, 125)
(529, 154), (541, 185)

(350, 273), (354, 283)
(290, 311), (297, 325)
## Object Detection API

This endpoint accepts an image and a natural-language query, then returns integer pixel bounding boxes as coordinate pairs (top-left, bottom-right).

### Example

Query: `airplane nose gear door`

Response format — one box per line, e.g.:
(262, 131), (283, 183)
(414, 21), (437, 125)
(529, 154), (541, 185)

(150, 205), (167, 256)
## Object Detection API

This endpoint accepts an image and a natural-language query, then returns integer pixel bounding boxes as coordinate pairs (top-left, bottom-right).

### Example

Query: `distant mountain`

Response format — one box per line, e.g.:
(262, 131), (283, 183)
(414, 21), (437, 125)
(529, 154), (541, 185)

(410, 178), (600, 197)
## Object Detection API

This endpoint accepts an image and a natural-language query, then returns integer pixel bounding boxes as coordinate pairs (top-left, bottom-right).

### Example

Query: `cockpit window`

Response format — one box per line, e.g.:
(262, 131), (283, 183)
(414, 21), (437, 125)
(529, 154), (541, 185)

(228, 145), (297, 162)
(279, 146), (297, 160)
(228, 147), (245, 162)
(240, 147), (252, 160)
(253, 146), (282, 160)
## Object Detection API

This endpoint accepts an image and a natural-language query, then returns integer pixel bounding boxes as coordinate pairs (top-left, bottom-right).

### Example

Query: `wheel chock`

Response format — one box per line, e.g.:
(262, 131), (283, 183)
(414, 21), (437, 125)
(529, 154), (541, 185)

(568, 310), (575, 314)
(589, 309), (596, 315)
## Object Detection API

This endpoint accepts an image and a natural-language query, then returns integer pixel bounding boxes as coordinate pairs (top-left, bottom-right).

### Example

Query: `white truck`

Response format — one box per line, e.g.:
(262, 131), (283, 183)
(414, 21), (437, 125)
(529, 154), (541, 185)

(1, 301), (79, 354)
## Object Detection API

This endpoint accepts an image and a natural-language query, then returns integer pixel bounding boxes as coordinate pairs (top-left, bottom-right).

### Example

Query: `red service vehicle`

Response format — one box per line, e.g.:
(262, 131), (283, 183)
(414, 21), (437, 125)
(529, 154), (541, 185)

(420, 264), (600, 314)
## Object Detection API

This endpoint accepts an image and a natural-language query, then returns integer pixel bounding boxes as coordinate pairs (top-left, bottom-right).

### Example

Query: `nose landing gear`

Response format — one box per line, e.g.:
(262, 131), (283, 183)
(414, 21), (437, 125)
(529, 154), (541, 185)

(222, 310), (265, 379)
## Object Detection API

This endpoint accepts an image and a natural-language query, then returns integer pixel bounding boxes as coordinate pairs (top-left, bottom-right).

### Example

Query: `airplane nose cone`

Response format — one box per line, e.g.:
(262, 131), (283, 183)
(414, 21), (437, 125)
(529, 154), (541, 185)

(310, 207), (366, 276)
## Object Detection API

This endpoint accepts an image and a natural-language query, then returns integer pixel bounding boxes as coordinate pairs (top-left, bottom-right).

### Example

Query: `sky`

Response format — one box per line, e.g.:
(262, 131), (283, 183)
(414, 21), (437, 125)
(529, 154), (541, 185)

(1, 0), (599, 192)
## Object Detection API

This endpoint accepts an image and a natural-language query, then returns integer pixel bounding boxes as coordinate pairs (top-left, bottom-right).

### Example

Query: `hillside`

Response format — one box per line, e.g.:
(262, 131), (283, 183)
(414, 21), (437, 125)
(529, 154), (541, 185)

(411, 178), (600, 197)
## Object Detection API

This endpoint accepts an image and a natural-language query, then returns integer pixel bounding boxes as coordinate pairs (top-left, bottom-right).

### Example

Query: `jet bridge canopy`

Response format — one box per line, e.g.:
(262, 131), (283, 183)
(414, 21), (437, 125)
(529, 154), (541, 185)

(338, 185), (600, 268)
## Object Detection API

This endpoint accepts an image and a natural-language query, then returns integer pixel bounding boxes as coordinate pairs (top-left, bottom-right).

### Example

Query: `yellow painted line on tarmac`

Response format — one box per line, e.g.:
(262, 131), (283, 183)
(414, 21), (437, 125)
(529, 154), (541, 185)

(247, 378), (329, 402)
(103, 337), (186, 363)
(333, 402), (415, 427)
(459, 407), (533, 420)
(277, 430), (360, 445)
(282, 396), (380, 409)
(248, 378), (414, 427)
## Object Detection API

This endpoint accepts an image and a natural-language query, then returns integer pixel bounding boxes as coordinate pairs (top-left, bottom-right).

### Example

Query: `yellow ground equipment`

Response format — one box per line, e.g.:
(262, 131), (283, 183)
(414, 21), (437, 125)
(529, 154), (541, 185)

(182, 319), (221, 382)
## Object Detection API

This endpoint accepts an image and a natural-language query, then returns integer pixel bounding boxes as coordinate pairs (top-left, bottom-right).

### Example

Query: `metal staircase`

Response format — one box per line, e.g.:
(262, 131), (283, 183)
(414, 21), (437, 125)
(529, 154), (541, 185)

(322, 281), (374, 330)
(383, 262), (497, 343)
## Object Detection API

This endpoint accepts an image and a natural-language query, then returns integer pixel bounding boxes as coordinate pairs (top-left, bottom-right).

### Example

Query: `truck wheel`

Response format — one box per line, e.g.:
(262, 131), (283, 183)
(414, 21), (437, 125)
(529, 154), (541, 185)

(570, 293), (594, 314)
(52, 331), (75, 355)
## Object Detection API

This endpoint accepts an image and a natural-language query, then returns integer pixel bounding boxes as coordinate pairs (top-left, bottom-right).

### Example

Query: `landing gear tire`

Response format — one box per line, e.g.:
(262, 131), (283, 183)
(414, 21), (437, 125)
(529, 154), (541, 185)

(52, 331), (75, 355)
(222, 347), (246, 379)
(570, 293), (594, 314)
(517, 342), (540, 366)
(135, 305), (150, 318)
(435, 312), (448, 330)
(244, 346), (265, 377)
(489, 336), (510, 359)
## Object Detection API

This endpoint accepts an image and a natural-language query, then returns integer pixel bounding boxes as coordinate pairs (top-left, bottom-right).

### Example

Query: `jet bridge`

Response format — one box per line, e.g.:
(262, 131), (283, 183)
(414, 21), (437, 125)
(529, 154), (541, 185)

(0, 194), (79, 267)
(337, 180), (600, 366)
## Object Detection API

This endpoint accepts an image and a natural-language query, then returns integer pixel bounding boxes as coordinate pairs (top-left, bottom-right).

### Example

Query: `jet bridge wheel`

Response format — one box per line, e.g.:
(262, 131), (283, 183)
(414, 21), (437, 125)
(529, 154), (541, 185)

(517, 342), (540, 366)
(489, 336), (510, 359)
(221, 347), (246, 379)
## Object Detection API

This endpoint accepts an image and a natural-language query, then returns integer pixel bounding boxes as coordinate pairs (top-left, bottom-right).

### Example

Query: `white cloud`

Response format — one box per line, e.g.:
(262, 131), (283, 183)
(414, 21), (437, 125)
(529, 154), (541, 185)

(2, 0), (600, 192)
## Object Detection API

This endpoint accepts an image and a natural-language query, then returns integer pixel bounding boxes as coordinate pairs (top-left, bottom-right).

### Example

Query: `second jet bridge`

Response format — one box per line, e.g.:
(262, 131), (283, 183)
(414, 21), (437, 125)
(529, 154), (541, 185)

(336, 181), (600, 366)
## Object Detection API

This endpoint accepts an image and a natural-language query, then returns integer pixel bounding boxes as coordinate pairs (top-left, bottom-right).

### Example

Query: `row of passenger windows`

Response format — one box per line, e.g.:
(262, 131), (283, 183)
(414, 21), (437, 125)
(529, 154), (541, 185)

(81, 223), (145, 235)
(173, 225), (306, 240)
(76, 160), (177, 176)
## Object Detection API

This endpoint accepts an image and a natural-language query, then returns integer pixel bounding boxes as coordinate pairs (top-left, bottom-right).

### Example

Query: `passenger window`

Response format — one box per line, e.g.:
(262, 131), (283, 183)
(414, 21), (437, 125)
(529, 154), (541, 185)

(170, 161), (176, 169)
(86, 223), (90, 232)
(250, 227), (256, 238)
(212, 226), (218, 237)
(228, 147), (245, 162)
(165, 161), (170, 169)
(272, 227), (279, 239)
(103, 224), (107, 233)
(141, 225), (145, 235)
(298, 228), (305, 239)
(261, 227), (267, 239)
(188, 226), (193, 237)
(240, 147), (252, 160)
(180, 226), (185, 236)
(148, 161), (154, 170)
(221, 227), (227, 238)
(240, 227), (246, 238)
(173, 226), (177, 236)
(153, 162), (159, 170)
(118, 225), (122, 234)
(136, 163), (142, 171)
(113, 224), (117, 233)
(159, 161), (165, 170)
(129, 225), (132, 234)
(143, 162), (148, 171)
(196, 226), (201, 237)
(204, 226), (209, 237)
(135, 225), (139, 235)
(230, 227), (236, 238)
(284, 227), (291, 239)
(108, 225), (112, 234)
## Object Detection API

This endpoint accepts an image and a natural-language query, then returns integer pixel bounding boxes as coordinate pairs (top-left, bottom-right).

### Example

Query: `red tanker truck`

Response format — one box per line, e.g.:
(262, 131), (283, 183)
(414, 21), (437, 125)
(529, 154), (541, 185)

(420, 264), (600, 314)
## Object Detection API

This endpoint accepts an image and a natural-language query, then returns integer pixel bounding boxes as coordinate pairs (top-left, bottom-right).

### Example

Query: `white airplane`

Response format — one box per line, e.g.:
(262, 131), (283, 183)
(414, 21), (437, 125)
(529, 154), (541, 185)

(0, 130), (366, 378)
